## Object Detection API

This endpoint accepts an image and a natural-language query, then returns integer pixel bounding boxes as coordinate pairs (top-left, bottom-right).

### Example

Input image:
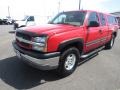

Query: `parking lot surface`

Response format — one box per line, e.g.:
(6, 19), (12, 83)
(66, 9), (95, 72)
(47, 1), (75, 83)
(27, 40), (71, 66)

(0, 25), (120, 90)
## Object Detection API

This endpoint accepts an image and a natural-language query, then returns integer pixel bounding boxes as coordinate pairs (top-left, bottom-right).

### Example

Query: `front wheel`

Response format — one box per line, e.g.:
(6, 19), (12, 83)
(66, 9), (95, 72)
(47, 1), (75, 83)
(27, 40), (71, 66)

(105, 35), (115, 49)
(57, 47), (80, 77)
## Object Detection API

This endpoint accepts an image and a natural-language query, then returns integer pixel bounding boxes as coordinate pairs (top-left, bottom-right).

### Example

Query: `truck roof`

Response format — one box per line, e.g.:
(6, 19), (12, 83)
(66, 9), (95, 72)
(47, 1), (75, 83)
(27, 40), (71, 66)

(63, 10), (115, 17)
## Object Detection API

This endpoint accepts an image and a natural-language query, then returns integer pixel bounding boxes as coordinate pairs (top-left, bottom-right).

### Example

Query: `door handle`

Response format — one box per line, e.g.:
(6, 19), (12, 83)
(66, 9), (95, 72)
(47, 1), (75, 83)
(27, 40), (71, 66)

(99, 30), (102, 33)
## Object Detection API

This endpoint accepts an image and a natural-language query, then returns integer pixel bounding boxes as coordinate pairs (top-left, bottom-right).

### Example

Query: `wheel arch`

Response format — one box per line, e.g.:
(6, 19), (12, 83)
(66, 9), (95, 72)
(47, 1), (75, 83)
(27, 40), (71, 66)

(57, 38), (84, 54)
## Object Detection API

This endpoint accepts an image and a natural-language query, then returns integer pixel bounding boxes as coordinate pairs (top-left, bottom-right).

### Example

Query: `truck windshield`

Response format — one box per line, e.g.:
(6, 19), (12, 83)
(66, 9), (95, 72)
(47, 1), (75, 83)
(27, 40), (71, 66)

(49, 11), (86, 26)
(22, 16), (29, 21)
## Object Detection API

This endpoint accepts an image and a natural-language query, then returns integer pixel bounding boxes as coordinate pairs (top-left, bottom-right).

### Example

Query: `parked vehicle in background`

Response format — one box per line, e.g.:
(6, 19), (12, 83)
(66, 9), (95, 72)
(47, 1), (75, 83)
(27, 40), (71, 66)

(0, 19), (8, 25)
(6, 18), (14, 25)
(0, 18), (14, 25)
(0, 19), (3, 25)
(116, 17), (120, 28)
(12, 10), (119, 77)
(14, 15), (49, 30)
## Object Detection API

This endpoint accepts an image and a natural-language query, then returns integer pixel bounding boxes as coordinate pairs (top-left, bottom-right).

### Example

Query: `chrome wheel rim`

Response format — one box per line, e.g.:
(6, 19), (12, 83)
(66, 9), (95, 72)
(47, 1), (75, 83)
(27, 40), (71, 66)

(65, 54), (76, 70)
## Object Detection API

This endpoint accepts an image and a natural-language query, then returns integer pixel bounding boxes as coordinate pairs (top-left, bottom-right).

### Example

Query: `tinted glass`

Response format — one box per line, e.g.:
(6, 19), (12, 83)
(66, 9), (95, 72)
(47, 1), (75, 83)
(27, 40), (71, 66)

(99, 13), (106, 26)
(88, 12), (99, 24)
(112, 17), (117, 24)
(50, 11), (86, 26)
(108, 16), (117, 24)
(27, 16), (34, 21)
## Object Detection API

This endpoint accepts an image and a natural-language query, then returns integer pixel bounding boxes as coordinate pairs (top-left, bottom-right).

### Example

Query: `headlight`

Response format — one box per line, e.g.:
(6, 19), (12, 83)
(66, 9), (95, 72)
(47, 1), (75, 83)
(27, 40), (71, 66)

(33, 37), (46, 43)
(32, 36), (47, 52)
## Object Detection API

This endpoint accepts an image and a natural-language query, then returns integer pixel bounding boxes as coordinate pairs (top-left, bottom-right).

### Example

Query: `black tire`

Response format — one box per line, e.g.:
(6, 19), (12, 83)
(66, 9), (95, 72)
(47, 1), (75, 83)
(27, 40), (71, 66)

(105, 35), (115, 49)
(57, 47), (80, 77)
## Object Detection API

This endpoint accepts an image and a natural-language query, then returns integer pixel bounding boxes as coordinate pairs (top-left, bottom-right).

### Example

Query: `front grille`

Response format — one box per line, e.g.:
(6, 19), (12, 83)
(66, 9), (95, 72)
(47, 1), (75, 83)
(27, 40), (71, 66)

(17, 39), (30, 47)
(16, 31), (32, 49)
(16, 32), (31, 41)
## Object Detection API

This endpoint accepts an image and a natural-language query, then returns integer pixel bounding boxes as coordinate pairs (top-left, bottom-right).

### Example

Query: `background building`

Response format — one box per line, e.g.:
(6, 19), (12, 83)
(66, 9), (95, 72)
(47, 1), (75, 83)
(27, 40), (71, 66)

(111, 11), (120, 16)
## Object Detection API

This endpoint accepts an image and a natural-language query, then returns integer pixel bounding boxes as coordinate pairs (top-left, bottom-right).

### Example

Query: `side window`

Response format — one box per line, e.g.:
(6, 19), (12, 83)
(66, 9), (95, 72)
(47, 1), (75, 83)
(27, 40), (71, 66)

(108, 16), (112, 24)
(108, 16), (117, 25)
(27, 16), (34, 21)
(116, 17), (120, 23)
(88, 12), (99, 24)
(112, 17), (117, 24)
(99, 13), (106, 26)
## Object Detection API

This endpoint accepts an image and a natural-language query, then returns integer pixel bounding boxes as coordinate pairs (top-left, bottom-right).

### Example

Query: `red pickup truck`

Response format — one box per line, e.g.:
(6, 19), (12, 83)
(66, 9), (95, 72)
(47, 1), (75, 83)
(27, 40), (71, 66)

(12, 10), (119, 76)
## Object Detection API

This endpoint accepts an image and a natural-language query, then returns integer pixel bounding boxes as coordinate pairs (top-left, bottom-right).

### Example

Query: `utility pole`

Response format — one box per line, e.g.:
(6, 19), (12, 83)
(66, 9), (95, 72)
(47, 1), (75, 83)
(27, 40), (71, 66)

(58, 0), (60, 13)
(79, 0), (81, 10)
(8, 6), (11, 18)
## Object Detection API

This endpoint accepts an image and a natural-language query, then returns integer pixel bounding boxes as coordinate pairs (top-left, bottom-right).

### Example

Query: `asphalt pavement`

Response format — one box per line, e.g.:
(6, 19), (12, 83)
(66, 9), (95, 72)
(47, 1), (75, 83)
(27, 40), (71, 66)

(0, 25), (120, 90)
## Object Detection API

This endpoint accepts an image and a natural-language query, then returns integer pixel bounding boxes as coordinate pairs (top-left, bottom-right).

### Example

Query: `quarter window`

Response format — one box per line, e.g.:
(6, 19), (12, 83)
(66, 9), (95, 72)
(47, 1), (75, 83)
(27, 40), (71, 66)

(108, 16), (117, 25)
(99, 13), (106, 26)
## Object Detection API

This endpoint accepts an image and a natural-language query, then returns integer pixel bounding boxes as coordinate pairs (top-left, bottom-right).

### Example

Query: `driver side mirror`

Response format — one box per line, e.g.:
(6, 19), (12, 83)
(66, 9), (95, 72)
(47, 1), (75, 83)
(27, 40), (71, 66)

(88, 21), (99, 27)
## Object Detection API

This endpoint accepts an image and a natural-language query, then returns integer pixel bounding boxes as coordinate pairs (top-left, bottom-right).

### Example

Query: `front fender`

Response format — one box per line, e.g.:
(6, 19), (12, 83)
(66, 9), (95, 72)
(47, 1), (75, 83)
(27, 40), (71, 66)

(58, 38), (84, 52)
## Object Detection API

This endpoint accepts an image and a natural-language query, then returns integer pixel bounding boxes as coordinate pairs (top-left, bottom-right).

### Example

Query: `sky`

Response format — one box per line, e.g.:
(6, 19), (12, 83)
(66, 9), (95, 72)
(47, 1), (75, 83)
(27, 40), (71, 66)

(0, 0), (120, 19)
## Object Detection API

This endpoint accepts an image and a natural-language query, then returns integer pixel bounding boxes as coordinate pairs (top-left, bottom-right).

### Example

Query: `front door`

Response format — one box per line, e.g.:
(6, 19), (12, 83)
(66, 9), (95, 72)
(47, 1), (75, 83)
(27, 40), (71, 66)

(85, 12), (101, 52)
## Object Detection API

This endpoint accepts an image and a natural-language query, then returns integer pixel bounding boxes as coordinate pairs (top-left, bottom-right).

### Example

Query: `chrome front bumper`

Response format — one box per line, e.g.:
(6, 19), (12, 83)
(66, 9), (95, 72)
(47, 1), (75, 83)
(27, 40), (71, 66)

(14, 49), (60, 70)
(13, 41), (60, 70)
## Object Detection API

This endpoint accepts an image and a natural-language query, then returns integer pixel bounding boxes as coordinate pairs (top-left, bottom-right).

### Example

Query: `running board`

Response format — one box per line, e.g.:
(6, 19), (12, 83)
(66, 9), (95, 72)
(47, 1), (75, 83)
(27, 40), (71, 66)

(80, 46), (105, 59)
(78, 52), (98, 66)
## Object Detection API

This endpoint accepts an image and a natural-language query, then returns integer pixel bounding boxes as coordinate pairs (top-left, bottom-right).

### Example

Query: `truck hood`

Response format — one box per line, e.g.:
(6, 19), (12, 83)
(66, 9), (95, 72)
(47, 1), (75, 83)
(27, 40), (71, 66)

(21, 24), (79, 36)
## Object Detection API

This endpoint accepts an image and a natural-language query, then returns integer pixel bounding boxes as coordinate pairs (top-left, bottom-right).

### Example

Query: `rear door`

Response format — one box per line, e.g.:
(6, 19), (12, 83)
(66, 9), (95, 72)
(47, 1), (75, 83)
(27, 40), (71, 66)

(85, 12), (101, 52)
(98, 13), (109, 45)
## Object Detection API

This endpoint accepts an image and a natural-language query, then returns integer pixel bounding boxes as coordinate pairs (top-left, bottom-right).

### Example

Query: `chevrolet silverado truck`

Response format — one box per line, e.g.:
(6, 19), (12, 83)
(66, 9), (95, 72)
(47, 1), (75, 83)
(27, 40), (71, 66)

(12, 10), (119, 77)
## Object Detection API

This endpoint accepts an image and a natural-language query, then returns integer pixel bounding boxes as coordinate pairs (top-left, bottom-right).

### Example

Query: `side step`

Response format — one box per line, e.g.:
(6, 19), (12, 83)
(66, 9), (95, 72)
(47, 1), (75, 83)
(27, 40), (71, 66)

(78, 52), (98, 66)
(80, 46), (105, 59)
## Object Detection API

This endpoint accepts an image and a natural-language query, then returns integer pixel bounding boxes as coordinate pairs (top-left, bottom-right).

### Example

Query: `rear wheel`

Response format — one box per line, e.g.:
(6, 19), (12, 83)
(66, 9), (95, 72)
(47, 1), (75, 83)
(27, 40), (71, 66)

(105, 35), (115, 49)
(57, 47), (80, 77)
